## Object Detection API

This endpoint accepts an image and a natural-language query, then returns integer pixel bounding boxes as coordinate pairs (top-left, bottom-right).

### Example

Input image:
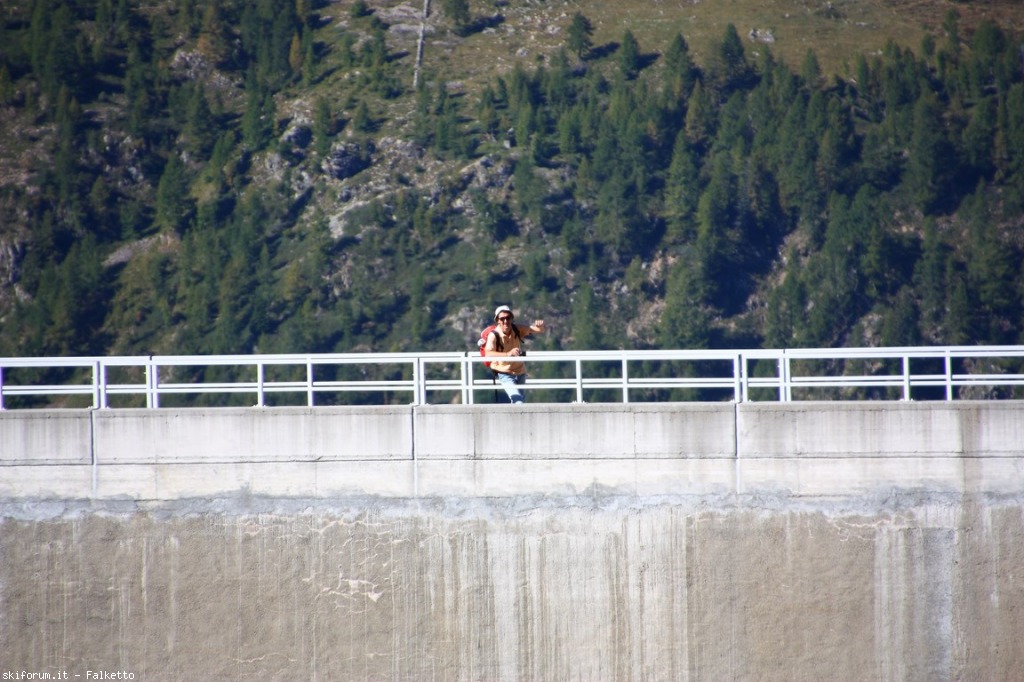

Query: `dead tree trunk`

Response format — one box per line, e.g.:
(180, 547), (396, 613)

(413, 0), (430, 89)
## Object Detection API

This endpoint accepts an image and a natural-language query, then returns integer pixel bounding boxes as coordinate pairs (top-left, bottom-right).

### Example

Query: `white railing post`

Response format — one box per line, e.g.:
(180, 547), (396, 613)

(413, 357), (424, 405)
(902, 355), (911, 401)
(147, 360), (159, 409)
(575, 359), (584, 403)
(306, 361), (315, 407)
(782, 351), (791, 402)
(256, 362), (266, 407)
(0, 366), (4, 410)
(732, 354), (741, 403)
(945, 350), (953, 401)
(621, 357), (629, 403)
(777, 354), (784, 401)
(95, 360), (106, 409)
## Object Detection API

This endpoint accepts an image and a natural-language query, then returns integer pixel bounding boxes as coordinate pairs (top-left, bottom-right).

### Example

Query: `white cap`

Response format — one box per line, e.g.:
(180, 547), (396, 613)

(494, 305), (514, 321)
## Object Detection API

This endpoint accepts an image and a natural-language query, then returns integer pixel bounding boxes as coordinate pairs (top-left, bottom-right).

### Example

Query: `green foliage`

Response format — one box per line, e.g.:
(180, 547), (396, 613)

(662, 33), (698, 109)
(618, 31), (641, 81)
(2, 0), (1024, 377)
(566, 13), (594, 60)
(712, 24), (752, 93)
(442, 0), (471, 36)
(155, 155), (192, 234)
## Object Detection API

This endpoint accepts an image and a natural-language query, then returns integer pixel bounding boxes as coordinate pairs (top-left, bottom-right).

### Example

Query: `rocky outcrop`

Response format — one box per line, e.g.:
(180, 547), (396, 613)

(321, 141), (374, 180)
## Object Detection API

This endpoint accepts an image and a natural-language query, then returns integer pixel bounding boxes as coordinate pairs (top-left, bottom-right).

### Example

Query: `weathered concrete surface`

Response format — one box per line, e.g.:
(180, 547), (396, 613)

(3, 402), (1023, 500)
(2, 497), (1023, 681)
(93, 406), (412, 463)
(0, 410), (92, 465)
(2, 402), (1024, 680)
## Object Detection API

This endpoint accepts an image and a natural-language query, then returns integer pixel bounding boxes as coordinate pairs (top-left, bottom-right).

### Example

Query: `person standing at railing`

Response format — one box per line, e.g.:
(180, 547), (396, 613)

(483, 305), (545, 403)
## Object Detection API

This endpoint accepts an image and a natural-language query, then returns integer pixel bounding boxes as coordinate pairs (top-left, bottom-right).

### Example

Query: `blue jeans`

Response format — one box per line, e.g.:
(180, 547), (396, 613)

(495, 371), (527, 403)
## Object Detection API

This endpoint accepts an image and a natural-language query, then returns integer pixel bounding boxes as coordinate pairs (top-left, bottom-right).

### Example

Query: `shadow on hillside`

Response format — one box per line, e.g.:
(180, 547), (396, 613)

(461, 14), (505, 37)
(588, 42), (619, 60)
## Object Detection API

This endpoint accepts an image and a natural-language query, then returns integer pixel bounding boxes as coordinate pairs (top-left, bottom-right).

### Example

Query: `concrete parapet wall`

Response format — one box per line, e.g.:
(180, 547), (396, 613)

(415, 403), (736, 459)
(2, 402), (1023, 500)
(736, 402), (1024, 496)
(0, 410), (92, 465)
(93, 406), (412, 463)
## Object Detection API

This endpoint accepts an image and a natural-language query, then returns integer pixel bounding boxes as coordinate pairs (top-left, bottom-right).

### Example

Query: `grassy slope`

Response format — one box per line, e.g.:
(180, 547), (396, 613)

(413, 0), (1024, 91)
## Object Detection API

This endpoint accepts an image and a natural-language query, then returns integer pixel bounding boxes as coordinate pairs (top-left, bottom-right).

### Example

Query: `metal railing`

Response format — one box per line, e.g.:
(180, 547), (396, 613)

(1, 346), (1023, 409)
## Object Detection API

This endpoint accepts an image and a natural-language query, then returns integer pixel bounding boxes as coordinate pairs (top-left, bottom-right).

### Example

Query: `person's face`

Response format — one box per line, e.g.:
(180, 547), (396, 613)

(497, 313), (513, 330)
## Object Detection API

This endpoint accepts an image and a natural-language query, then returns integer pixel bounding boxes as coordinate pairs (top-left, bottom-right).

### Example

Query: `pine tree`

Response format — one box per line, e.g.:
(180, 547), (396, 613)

(912, 220), (949, 338)
(694, 152), (737, 303)
(618, 30), (640, 81)
(289, 32), (303, 74)
(155, 155), (192, 234)
(801, 50), (821, 89)
(963, 96), (996, 180)
(660, 256), (711, 349)
(442, 0), (471, 36)
(684, 81), (714, 149)
(712, 24), (750, 94)
(905, 92), (954, 214)
(662, 33), (697, 110)
(301, 29), (316, 85)
(197, 0), (231, 64)
(183, 85), (216, 157)
(880, 287), (920, 347)
(566, 13), (593, 60)
(664, 130), (700, 242)
(571, 284), (601, 349)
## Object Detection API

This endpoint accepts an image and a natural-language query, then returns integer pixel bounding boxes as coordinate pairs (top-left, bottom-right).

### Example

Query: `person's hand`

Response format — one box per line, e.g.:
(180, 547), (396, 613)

(509, 347), (522, 357)
(532, 320), (545, 332)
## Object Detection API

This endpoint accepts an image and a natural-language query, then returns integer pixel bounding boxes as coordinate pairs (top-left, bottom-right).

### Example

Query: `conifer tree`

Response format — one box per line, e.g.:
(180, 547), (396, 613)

(572, 284), (601, 349)
(713, 24), (750, 93)
(662, 33), (697, 108)
(905, 92), (954, 213)
(800, 50), (821, 90)
(566, 13), (593, 60)
(661, 256), (711, 349)
(155, 155), (192, 234)
(184, 85), (216, 157)
(442, 0), (471, 36)
(912, 220), (949, 337)
(618, 30), (641, 81)
(664, 130), (700, 242)
(684, 81), (714, 149)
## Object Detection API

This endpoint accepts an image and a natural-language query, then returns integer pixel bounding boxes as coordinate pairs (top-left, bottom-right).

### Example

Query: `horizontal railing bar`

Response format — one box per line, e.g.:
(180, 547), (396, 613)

(2, 347), (1023, 409)
(0, 386), (97, 395)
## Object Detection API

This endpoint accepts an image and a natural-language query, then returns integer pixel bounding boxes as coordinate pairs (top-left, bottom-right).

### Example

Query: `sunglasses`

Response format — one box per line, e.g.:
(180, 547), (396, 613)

(497, 316), (513, 322)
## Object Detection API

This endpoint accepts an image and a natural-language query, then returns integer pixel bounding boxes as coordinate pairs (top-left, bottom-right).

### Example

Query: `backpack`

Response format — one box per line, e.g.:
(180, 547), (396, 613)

(478, 323), (522, 369)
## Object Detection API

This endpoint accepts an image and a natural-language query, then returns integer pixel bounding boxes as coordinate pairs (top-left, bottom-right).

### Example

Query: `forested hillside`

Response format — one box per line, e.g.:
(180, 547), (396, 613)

(1, 0), (1023, 364)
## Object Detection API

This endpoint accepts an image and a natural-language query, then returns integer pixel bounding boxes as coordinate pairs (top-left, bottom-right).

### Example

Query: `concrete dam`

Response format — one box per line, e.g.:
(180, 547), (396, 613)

(2, 401), (1024, 681)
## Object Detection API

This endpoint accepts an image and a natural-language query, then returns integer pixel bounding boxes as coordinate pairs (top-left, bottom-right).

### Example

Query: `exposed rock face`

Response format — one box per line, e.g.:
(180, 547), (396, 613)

(322, 141), (374, 180)
(282, 122), (312, 149)
(0, 238), (22, 285)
